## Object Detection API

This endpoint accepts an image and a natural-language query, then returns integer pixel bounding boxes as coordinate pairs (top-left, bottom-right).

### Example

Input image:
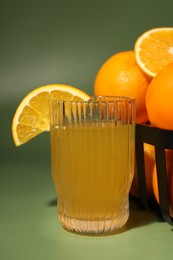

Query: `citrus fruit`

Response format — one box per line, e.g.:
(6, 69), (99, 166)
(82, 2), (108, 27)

(12, 84), (90, 146)
(152, 150), (173, 217)
(146, 62), (173, 130)
(94, 51), (151, 124)
(130, 143), (155, 198)
(134, 27), (173, 77)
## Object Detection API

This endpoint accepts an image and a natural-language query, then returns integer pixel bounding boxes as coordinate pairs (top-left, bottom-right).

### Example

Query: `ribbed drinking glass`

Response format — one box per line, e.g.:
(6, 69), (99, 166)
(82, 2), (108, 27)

(50, 96), (136, 234)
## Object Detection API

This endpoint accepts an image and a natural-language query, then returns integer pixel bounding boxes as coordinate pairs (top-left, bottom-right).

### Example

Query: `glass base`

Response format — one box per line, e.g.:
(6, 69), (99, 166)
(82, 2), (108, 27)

(58, 211), (129, 234)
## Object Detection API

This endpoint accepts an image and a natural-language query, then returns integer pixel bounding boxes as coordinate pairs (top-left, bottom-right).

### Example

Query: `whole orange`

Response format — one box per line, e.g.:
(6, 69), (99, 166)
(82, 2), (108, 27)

(152, 150), (173, 217)
(146, 62), (173, 130)
(130, 143), (155, 198)
(94, 51), (151, 124)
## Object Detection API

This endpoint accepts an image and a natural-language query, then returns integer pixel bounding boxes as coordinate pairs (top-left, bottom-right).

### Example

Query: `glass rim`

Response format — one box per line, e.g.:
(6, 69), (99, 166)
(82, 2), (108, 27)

(50, 95), (136, 104)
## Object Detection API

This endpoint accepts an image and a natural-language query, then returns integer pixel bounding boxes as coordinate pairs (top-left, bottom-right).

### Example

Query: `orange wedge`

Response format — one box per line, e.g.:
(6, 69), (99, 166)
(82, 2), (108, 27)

(134, 27), (173, 77)
(12, 84), (90, 146)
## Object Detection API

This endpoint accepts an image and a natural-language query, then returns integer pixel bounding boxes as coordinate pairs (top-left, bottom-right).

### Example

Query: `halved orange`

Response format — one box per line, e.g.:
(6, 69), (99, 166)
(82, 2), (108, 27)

(12, 84), (90, 146)
(134, 27), (173, 77)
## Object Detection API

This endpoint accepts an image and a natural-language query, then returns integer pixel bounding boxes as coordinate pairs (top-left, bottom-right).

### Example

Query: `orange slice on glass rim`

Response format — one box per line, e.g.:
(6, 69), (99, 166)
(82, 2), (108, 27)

(12, 84), (90, 146)
(134, 27), (173, 77)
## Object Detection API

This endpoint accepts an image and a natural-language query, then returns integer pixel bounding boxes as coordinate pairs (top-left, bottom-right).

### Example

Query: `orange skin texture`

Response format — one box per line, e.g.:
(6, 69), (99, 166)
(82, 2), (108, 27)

(94, 51), (151, 124)
(146, 62), (173, 130)
(152, 150), (173, 217)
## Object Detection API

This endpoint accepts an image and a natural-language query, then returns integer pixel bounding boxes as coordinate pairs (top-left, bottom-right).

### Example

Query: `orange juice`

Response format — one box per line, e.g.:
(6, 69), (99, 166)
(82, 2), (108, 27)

(51, 123), (135, 232)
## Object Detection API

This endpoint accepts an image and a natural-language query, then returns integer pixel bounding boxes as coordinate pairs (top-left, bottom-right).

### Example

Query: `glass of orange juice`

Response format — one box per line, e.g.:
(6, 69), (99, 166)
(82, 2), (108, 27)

(50, 96), (136, 234)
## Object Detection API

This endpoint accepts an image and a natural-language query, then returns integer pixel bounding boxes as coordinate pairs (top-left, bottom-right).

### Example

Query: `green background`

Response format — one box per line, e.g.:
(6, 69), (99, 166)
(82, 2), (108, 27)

(1, 0), (173, 259)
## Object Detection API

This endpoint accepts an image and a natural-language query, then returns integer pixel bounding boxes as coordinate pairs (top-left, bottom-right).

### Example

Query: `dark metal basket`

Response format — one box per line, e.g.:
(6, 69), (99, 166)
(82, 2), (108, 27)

(135, 124), (173, 226)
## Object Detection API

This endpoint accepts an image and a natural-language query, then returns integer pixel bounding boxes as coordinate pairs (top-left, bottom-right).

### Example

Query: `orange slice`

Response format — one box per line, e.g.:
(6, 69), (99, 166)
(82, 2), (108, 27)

(134, 27), (173, 77)
(12, 84), (90, 146)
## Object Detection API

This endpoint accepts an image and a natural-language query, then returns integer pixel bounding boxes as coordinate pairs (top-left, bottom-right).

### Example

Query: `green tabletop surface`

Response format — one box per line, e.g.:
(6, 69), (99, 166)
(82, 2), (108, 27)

(1, 159), (173, 260)
(1, 0), (173, 259)
(0, 157), (173, 260)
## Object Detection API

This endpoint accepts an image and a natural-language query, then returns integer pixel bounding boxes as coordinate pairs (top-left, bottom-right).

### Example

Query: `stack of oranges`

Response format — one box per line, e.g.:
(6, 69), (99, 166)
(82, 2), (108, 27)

(93, 27), (173, 216)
